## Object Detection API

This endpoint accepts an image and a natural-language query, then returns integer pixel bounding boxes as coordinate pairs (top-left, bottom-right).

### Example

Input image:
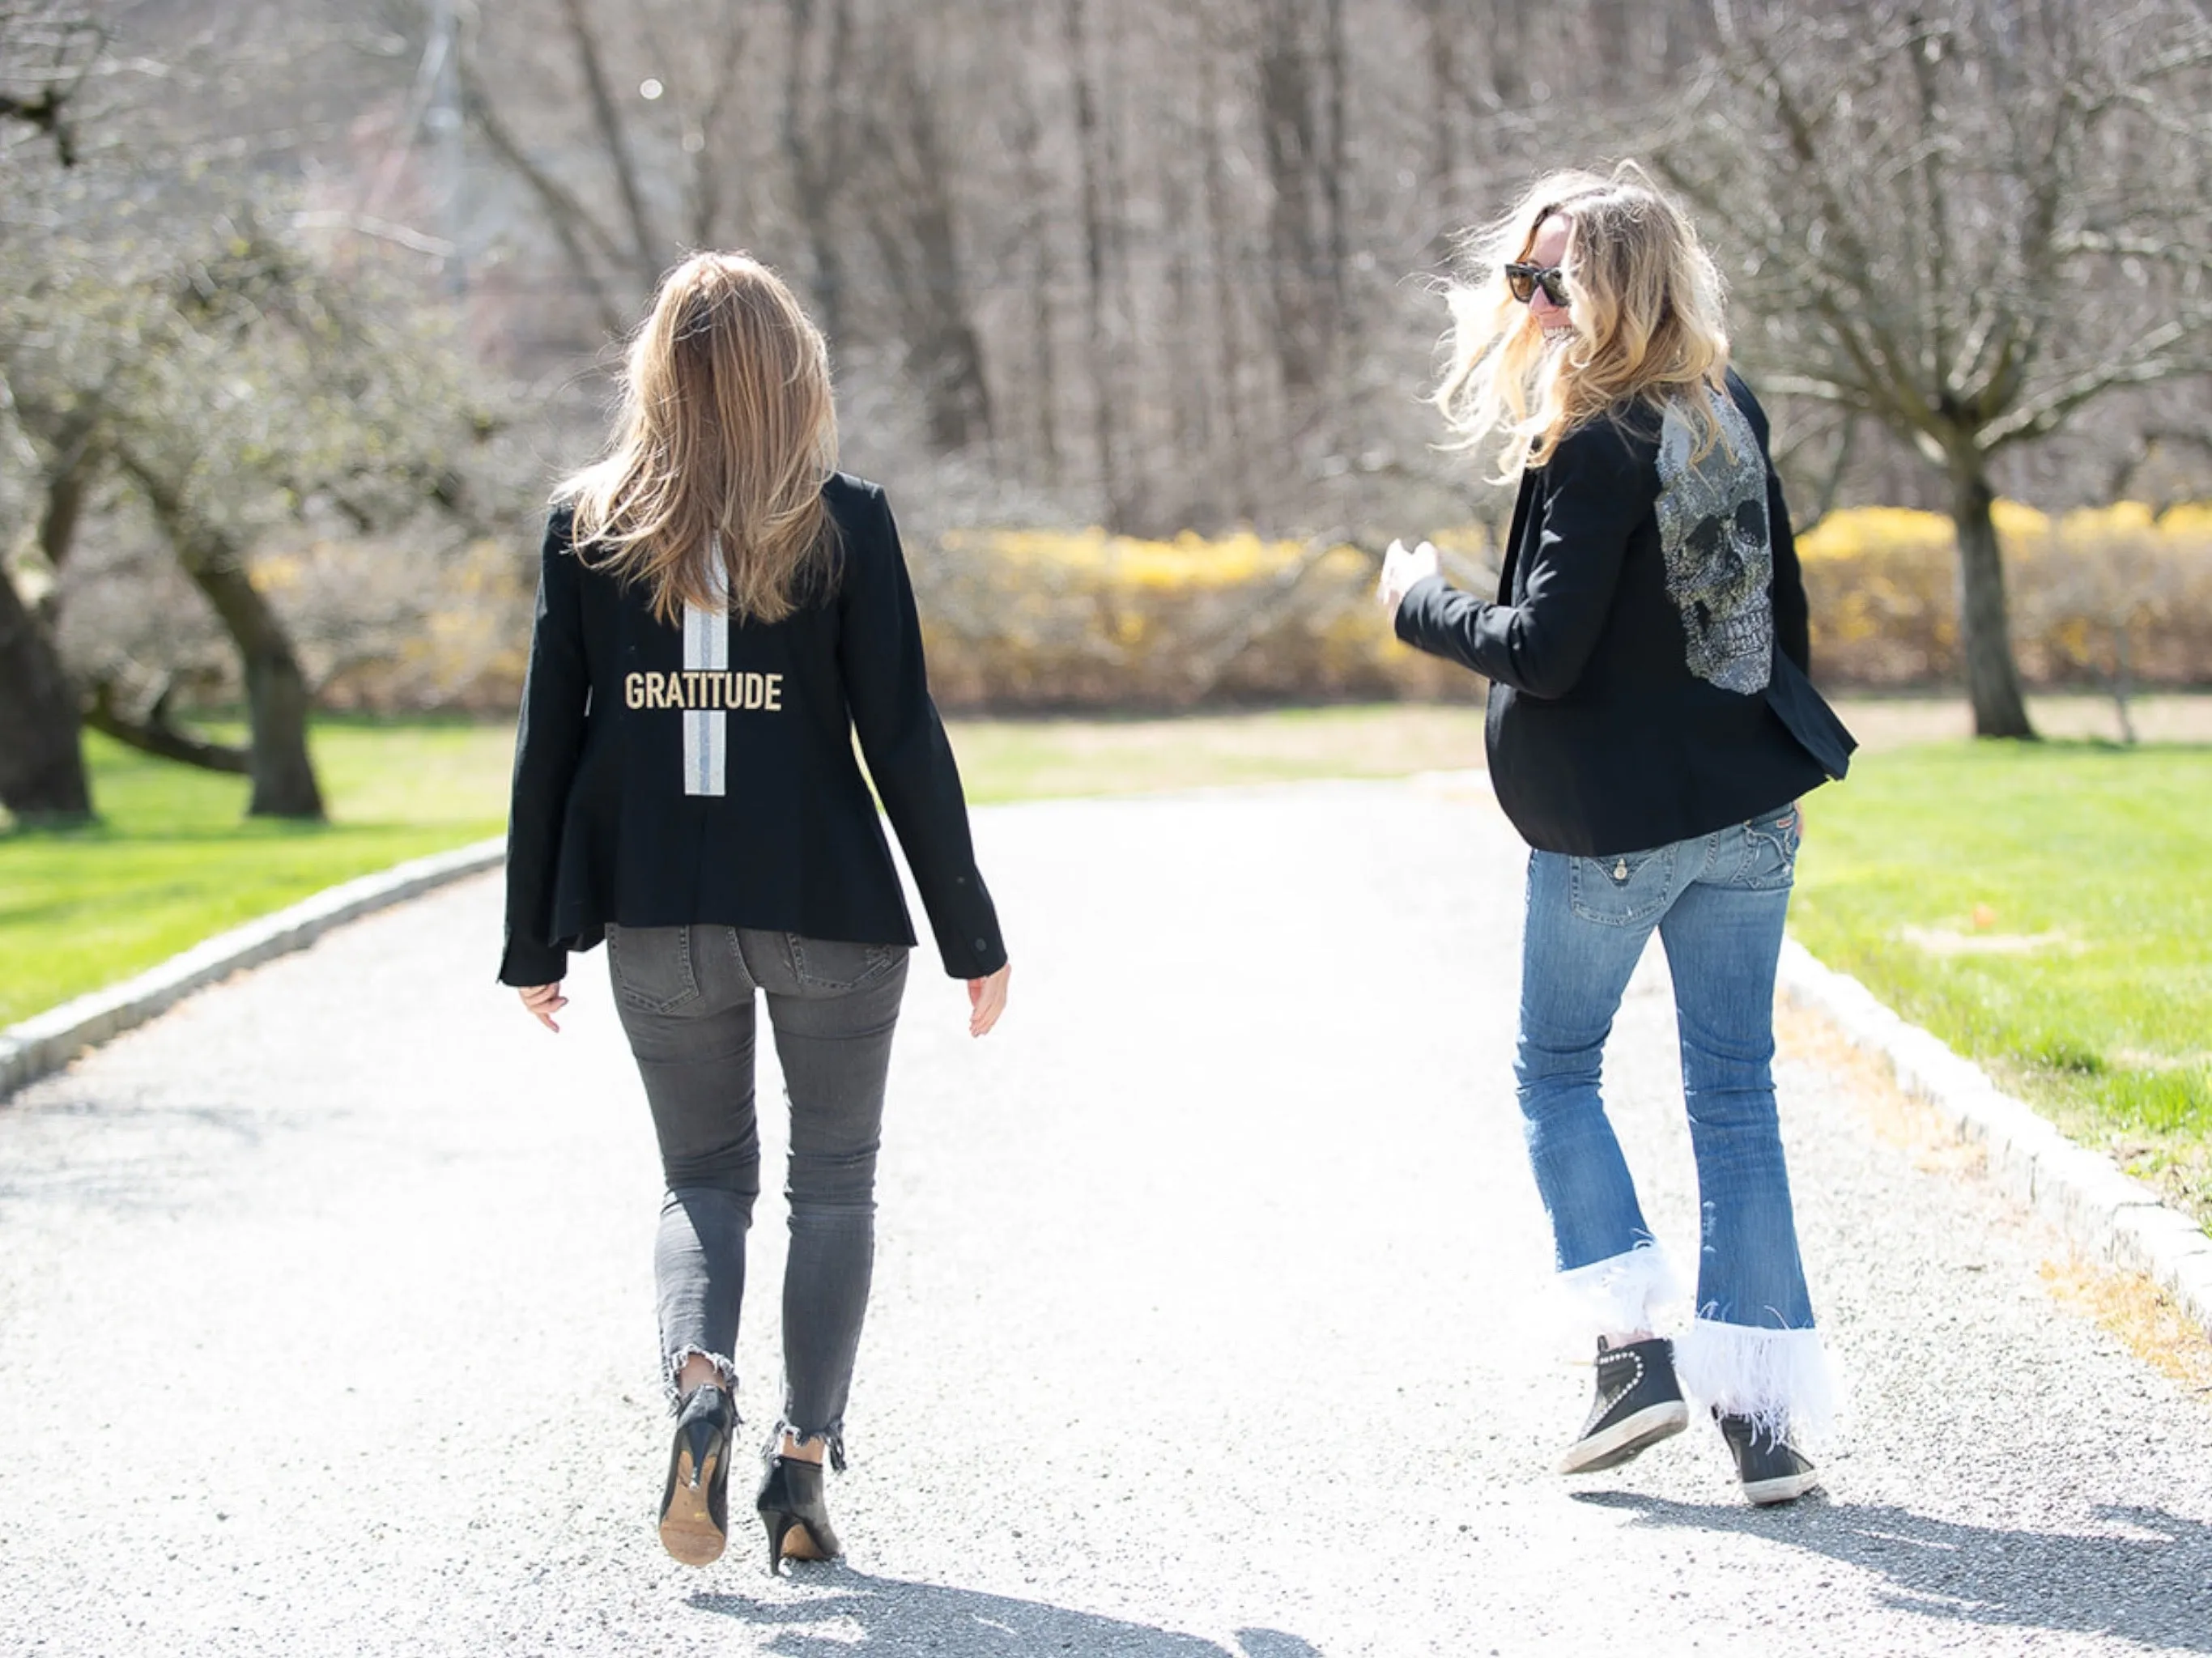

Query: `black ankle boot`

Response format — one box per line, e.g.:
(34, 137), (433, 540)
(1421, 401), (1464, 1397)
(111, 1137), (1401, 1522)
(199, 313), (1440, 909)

(756, 1451), (842, 1573)
(658, 1384), (735, 1566)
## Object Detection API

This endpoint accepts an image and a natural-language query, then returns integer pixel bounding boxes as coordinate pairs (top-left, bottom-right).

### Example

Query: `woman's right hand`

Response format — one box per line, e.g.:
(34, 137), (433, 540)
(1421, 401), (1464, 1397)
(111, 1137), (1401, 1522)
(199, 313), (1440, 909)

(1377, 538), (1441, 615)
(968, 963), (1011, 1037)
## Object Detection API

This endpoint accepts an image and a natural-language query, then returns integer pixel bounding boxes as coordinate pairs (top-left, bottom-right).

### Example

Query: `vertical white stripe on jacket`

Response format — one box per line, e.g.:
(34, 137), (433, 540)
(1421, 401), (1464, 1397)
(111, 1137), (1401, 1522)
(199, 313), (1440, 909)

(681, 542), (729, 797)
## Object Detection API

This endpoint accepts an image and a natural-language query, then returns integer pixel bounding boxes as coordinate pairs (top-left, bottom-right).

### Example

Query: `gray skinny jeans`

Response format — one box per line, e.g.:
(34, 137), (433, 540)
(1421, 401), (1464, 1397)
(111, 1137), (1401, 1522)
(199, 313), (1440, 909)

(606, 922), (908, 1466)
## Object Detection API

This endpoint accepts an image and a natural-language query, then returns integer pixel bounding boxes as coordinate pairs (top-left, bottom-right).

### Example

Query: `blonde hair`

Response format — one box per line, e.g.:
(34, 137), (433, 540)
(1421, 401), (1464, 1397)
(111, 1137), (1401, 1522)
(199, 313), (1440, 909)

(559, 251), (840, 624)
(1435, 162), (1732, 483)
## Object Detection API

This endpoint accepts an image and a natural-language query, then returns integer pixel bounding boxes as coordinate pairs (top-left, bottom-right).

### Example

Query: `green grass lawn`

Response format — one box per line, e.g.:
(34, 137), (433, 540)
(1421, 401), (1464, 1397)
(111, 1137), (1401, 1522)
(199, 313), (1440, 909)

(0, 721), (512, 1027)
(1791, 740), (2212, 1231)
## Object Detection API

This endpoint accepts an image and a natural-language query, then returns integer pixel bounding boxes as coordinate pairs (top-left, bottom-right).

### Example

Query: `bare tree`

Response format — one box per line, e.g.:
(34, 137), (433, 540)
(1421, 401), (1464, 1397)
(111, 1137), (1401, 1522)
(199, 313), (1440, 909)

(779, 0), (857, 346)
(1256, 0), (1336, 414)
(1062, 0), (1129, 526)
(0, 2), (104, 822)
(457, 0), (762, 336)
(1652, 0), (2212, 736)
(0, 442), (96, 819)
(851, 26), (994, 453)
(5, 185), (497, 818)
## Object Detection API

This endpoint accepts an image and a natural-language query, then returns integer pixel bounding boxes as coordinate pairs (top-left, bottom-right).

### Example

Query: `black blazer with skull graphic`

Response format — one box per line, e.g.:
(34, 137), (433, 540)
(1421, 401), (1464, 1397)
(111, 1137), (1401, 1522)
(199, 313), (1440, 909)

(1394, 369), (1855, 859)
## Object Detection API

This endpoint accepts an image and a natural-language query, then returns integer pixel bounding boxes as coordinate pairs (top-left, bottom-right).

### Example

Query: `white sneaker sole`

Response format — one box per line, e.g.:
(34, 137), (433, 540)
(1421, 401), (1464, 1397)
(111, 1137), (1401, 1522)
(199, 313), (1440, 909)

(1741, 1468), (1821, 1505)
(1558, 1399), (1690, 1475)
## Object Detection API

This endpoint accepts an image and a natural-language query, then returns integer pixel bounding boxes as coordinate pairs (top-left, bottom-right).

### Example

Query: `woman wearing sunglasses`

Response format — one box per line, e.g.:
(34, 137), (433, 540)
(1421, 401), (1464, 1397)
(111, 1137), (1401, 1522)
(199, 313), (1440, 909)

(1379, 165), (1857, 1504)
(501, 252), (1011, 1571)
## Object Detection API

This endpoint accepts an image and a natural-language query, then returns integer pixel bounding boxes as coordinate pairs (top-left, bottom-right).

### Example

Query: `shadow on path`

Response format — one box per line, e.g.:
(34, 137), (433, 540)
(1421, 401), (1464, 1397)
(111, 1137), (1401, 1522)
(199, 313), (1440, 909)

(0, 1092), (283, 1215)
(690, 1573), (1324, 1656)
(1576, 1491), (2212, 1650)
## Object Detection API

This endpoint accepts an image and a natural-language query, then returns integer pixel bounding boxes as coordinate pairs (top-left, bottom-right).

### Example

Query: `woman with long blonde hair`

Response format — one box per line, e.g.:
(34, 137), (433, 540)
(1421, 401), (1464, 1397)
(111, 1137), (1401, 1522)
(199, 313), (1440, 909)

(500, 251), (1011, 1569)
(1380, 165), (1856, 1503)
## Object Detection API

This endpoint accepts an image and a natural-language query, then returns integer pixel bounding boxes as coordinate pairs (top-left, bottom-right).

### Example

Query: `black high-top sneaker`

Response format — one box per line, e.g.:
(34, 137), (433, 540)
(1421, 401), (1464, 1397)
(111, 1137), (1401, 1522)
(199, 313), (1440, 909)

(1558, 1336), (1689, 1475)
(1716, 1412), (1820, 1505)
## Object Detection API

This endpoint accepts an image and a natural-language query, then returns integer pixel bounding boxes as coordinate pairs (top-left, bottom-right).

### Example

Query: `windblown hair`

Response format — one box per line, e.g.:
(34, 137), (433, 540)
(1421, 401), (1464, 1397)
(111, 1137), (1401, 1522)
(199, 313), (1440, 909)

(1434, 162), (1733, 483)
(559, 251), (840, 624)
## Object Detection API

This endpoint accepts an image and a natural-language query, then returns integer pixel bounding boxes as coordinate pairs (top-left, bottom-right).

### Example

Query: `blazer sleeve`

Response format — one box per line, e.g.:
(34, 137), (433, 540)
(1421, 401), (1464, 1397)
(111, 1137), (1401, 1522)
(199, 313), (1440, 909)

(498, 509), (589, 987)
(1767, 466), (1812, 676)
(838, 487), (1008, 980)
(1393, 425), (1644, 699)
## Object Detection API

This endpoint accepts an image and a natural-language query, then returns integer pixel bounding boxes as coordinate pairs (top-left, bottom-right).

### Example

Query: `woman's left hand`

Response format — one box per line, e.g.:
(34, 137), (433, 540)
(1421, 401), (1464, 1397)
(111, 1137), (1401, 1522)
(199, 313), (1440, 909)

(967, 962), (1011, 1039)
(1377, 538), (1441, 614)
(517, 982), (567, 1033)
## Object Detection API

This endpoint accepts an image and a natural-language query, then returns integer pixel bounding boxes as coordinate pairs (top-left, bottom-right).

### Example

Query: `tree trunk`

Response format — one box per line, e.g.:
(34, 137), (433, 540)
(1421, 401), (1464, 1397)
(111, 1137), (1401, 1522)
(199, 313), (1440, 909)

(1010, 58), (1060, 486)
(1947, 453), (2036, 740)
(782, 0), (856, 351)
(1320, 0), (1347, 320)
(0, 566), (92, 824)
(1257, 1), (1328, 406)
(1063, 0), (1129, 531)
(1414, 0), (1457, 213)
(182, 555), (325, 818)
(862, 58), (993, 453)
(555, 0), (664, 291)
(1200, 46), (1253, 521)
(121, 452), (326, 817)
(1486, 0), (1526, 108)
(1589, 0), (1635, 77)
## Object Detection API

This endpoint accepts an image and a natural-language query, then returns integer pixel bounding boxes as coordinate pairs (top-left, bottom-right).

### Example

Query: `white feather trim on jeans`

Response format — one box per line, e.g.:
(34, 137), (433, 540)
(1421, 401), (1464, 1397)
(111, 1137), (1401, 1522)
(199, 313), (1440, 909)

(1555, 1244), (1688, 1338)
(1673, 1319), (1843, 1446)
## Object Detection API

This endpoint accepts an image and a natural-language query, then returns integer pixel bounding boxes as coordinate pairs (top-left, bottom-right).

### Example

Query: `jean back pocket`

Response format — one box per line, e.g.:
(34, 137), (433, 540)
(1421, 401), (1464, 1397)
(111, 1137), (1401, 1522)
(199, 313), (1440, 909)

(784, 933), (904, 993)
(605, 924), (701, 1013)
(1568, 844), (1678, 926)
(1733, 806), (1802, 891)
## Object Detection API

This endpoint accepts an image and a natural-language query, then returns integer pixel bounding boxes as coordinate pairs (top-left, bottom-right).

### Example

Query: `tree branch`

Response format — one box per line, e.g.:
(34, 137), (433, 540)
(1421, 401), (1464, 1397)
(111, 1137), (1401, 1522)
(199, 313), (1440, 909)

(678, 0), (751, 248)
(456, 53), (629, 336)
(1981, 320), (2212, 449)
(83, 680), (249, 774)
(555, 0), (663, 288)
(1775, 411), (1860, 537)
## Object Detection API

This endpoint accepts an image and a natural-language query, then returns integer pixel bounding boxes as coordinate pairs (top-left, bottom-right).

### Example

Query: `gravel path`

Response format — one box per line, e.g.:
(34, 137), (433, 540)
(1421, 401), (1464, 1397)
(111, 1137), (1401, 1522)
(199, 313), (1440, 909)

(4, 777), (2209, 1657)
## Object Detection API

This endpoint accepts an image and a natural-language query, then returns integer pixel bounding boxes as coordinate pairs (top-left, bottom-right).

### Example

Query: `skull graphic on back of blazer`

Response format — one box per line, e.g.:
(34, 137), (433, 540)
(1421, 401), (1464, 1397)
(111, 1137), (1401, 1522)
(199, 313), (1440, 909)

(1654, 385), (1774, 695)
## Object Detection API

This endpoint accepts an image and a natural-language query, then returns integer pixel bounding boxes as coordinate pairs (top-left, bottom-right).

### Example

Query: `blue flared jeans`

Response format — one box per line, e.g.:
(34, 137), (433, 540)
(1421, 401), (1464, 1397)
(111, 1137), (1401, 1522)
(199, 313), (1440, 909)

(1516, 806), (1834, 1434)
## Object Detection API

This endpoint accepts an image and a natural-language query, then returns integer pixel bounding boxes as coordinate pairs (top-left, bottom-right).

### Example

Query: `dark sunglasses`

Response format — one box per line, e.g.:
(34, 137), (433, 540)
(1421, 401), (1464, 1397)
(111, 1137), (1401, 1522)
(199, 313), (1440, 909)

(1503, 262), (1570, 307)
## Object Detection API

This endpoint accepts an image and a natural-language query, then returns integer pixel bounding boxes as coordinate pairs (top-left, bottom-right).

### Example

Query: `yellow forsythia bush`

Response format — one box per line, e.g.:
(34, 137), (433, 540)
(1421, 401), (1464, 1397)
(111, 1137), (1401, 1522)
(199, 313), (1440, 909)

(1798, 501), (2212, 687)
(313, 500), (2210, 712)
(919, 503), (2212, 708)
(912, 527), (1480, 710)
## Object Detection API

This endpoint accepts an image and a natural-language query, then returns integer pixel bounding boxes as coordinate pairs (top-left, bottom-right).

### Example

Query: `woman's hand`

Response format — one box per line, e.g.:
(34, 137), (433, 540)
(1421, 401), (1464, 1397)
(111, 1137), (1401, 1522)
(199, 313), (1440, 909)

(517, 982), (567, 1033)
(967, 963), (1011, 1038)
(1377, 538), (1441, 615)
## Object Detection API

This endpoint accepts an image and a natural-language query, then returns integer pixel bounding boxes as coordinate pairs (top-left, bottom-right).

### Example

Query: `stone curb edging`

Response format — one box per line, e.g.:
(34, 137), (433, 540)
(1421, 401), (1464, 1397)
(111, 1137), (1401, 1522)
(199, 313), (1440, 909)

(0, 836), (506, 1101)
(1778, 937), (2212, 1341)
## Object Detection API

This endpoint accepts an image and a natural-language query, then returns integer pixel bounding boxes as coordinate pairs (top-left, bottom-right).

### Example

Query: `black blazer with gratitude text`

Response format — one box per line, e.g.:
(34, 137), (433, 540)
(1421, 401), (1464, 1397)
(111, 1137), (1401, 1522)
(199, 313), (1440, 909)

(499, 472), (1006, 987)
(1394, 371), (1856, 859)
